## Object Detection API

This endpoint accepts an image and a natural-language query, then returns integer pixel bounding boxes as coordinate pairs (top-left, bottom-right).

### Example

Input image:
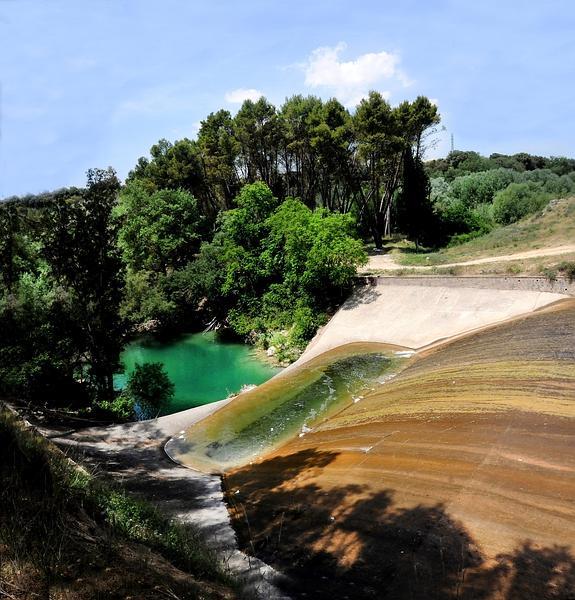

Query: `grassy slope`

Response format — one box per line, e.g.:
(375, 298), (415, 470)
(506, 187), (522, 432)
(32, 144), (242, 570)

(395, 196), (575, 271)
(0, 407), (236, 600)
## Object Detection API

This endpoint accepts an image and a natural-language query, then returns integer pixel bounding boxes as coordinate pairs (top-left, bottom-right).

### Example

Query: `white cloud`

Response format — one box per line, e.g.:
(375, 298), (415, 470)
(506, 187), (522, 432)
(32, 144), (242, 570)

(225, 88), (263, 104)
(301, 43), (411, 107)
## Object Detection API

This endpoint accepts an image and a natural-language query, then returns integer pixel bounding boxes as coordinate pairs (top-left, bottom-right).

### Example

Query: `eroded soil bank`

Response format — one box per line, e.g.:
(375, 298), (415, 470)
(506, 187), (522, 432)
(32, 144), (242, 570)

(224, 299), (575, 599)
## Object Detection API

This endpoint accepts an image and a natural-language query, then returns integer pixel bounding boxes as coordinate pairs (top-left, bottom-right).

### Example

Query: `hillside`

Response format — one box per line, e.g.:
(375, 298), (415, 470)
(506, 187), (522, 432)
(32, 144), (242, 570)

(0, 407), (236, 600)
(364, 196), (575, 276)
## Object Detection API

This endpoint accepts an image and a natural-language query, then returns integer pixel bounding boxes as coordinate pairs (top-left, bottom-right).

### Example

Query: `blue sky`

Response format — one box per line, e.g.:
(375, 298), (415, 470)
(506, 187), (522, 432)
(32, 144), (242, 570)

(1, 0), (574, 197)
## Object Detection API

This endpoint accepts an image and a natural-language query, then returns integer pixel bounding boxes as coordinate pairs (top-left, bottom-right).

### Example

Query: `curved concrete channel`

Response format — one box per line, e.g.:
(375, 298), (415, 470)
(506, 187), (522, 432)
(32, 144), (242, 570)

(53, 277), (572, 598)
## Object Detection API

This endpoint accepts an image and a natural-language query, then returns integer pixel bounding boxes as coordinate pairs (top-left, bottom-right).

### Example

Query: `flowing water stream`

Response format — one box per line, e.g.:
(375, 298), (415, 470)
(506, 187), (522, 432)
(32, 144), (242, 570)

(166, 343), (410, 472)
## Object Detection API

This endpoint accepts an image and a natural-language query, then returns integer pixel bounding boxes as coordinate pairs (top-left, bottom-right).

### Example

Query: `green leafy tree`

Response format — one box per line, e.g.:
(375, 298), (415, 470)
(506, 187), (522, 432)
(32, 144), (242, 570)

(120, 270), (175, 326)
(353, 93), (439, 247)
(123, 362), (175, 419)
(395, 96), (441, 160)
(263, 198), (367, 310)
(197, 109), (241, 210)
(217, 182), (279, 318)
(280, 95), (324, 206)
(353, 91), (402, 247)
(115, 183), (203, 274)
(233, 97), (285, 196)
(127, 138), (216, 217)
(426, 150), (495, 180)
(163, 242), (228, 324)
(41, 168), (124, 402)
(212, 182), (366, 345)
(0, 268), (87, 406)
(395, 151), (436, 248)
(311, 97), (357, 213)
(0, 203), (30, 291)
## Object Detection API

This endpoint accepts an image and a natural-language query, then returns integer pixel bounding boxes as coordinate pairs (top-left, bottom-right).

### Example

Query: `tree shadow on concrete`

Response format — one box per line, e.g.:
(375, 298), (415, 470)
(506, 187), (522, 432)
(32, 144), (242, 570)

(54, 423), (227, 541)
(225, 448), (575, 600)
(341, 281), (381, 310)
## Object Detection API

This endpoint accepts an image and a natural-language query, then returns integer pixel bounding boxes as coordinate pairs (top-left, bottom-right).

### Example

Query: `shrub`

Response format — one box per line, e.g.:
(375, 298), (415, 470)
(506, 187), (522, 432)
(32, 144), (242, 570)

(557, 261), (575, 282)
(447, 230), (484, 247)
(450, 168), (518, 208)
(122, 362), (175, 419)
(542, 267), (557, 282)
(492, 182), (550, 225)
(289, 305), (326, 348)
(98, 392), (135, 420)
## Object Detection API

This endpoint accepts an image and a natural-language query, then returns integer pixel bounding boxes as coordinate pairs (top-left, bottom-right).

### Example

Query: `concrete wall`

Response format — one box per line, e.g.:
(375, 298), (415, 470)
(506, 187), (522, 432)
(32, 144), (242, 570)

(357, 275), (575, 296)
(298, 279), (571, 362)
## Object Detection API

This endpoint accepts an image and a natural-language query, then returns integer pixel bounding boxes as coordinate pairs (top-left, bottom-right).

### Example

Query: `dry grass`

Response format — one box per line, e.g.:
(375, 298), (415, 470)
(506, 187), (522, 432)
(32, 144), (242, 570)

(0, 407), (236, 600)
(393, 196), (575, 269)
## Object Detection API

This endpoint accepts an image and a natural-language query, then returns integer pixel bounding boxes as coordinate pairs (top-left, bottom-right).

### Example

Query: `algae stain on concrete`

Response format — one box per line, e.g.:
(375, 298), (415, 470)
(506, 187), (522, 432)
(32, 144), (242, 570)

(166, 343), (411, 472)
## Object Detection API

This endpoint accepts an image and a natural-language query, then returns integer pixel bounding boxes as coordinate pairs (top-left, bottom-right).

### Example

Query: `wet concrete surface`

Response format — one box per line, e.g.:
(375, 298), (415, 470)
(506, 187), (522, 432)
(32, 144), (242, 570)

(225, 301), (575, 599)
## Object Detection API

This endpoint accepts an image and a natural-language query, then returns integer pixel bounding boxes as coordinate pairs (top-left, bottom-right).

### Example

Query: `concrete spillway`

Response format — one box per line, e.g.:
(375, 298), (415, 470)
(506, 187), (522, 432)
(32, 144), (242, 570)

(299, 276), (571, 362)
(167, 276), (571, 473)
(226, 295), (575, 600)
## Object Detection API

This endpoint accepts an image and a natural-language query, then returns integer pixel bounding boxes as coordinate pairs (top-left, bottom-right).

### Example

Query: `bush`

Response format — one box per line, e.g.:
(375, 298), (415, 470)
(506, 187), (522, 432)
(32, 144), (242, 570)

(450, 168), (518, 208)
(98, 392), (135, 420)
(122, 362), (175, 419)
(492, 182), (551, 225)
(447, 230), (485, 247)
(289, 305), (326, 348)
(557, 261), (575, 282)
(542, 267), (557, 282)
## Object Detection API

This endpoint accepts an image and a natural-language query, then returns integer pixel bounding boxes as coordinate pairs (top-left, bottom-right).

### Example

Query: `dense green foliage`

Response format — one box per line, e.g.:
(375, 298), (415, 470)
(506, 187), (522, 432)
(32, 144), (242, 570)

(0, 174), (366, 411)
(125, 93), (439, 247)
(115, 183), (204, 273)
(0, 169), (125, 407)
(395, 152), (435, 247)
(194, 183), (367, 360)
(492, 182), (552, 225)
(122, 362), (175, 419)
(426, 150), (575, 180)
(427, 153), (575, 244)
(1, 86), (574, 415)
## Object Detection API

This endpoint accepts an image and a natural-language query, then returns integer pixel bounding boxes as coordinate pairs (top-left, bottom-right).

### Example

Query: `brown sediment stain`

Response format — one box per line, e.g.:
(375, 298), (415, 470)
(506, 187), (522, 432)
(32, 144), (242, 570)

(224, 300), (575, 599)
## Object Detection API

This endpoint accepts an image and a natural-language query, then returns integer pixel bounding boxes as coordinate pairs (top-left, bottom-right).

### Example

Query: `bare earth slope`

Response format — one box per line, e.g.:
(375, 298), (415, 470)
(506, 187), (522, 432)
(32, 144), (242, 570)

(225, 300), (575, 599)
(363, 244), (575, 273)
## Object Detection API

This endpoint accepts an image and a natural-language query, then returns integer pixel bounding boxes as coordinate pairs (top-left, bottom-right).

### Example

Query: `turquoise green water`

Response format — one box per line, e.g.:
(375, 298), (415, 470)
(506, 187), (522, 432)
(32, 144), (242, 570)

(166, 344), (406, 472)
(115, 332), (281, 415)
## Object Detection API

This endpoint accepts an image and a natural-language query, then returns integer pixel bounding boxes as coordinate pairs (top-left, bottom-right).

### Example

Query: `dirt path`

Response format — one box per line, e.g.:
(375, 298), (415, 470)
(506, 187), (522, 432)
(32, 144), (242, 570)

(362, 244), (575, 272)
